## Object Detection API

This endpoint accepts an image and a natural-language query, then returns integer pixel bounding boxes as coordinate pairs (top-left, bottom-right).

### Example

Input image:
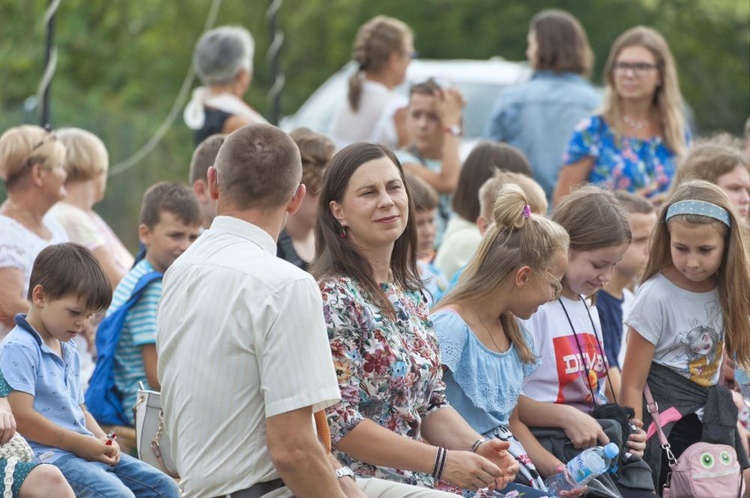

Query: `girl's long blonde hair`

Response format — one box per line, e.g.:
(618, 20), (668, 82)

(643, 180), (750, 368)
(436, 184), (570, 363)
(601, 26), (687, 157)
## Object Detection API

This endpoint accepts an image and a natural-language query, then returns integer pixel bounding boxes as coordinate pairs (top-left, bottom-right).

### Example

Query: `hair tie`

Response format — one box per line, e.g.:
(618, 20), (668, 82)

(666, 200), (731, 228)
(522, 205), (532, 218)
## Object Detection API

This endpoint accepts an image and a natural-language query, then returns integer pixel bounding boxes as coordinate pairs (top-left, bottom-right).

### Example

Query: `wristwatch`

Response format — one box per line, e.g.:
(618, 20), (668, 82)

(335, 466), (356, 481)
(444, 125), (462, 137)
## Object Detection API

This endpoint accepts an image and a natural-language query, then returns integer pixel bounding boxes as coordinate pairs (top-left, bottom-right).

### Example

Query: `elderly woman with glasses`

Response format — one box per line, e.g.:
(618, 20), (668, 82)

(183, 25), (268, 146)
(553, 26), (690, 207)
(0, 125), (69, 338)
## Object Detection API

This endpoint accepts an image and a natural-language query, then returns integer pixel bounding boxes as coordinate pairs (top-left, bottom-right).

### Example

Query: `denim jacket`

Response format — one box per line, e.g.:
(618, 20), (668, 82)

(484, 71), (601, 201)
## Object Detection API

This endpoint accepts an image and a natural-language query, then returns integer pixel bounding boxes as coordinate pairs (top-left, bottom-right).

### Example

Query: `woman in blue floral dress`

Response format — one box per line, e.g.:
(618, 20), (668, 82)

(0, 370), (74, 498)
(553, 26), (690, 207)
(311, 143), (521, 497)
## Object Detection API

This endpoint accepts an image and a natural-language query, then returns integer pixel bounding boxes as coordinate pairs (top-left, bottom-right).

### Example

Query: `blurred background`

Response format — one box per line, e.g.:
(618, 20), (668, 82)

(0, 0), (747, 250)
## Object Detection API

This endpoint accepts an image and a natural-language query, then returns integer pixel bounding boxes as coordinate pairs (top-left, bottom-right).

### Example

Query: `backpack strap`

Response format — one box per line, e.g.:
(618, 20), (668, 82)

(127, 271), (163, 304)
(644, 383), (678, 466)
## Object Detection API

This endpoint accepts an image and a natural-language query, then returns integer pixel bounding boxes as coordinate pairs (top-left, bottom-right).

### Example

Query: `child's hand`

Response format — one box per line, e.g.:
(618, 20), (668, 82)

(0, 406), (17, 444)
(626, 418), (647, 458)
(76, 436), (119, 466)
(561, 407), (609, 449)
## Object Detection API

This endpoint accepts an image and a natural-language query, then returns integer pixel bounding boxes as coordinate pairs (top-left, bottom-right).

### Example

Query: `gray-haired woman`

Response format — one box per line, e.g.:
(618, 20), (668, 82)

(184, 25), (268, 145)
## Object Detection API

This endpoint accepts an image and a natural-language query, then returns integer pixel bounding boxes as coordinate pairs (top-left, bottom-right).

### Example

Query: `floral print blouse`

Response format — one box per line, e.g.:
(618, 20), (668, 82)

(321, 276), (448, 488)
(563, 115), (685, 200)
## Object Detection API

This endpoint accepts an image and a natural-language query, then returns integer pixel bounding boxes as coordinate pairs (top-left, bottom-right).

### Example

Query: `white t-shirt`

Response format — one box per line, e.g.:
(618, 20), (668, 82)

(156, 216), (341, 498)
(521, 296), (608, 413)
(329, 80), (407, 151)
(617, 288), (634, 368)
(625, 273), (723, 388)
(0, 214), (68, 337)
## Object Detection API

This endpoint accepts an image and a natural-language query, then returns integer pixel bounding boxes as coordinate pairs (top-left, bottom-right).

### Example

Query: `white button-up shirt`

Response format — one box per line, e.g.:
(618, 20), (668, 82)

(157, 216), (341, 497)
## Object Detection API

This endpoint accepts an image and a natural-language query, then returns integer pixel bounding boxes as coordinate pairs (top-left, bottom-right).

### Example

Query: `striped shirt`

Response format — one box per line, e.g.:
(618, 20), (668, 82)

(108, 259), (162, 424)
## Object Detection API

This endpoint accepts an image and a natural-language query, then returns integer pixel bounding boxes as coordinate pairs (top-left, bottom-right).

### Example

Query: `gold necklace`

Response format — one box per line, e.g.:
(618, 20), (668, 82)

(473, 305), (505, 352)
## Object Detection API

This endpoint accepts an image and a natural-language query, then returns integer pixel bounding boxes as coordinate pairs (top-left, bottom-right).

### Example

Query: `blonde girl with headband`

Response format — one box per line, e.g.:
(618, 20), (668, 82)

(433, 184), (571, 496)
(518, 185), (656, 498)
(620, 180), (750, 490)
(329, 16), (415, 150)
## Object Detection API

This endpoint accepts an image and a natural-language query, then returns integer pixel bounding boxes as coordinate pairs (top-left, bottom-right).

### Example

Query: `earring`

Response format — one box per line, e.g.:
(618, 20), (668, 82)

(339, 226), (347, 239)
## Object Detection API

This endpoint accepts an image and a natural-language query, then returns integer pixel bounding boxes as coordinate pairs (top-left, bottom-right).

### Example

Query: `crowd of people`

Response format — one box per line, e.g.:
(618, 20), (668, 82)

(0, 8), (749, 498)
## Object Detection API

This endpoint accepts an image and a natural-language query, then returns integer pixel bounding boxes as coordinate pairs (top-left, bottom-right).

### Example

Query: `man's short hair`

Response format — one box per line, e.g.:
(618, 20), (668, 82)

(29, 243), (112, 312)
(190, 134), (226, 185)
(139, 182), (202, 229)
(214, 124), (301, 210)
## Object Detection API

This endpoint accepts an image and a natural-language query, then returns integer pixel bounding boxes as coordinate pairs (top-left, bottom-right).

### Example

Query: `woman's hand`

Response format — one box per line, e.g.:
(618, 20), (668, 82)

(626, 418), (647, 458)
(475, 439), (519, 488)
(441, 450), (503, 491)
(0, 400), (17, 444)
(561, 407), (609, 449)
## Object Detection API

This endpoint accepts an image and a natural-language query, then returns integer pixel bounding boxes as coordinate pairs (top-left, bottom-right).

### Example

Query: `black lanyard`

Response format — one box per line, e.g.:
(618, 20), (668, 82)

(558, 295), (617, 407)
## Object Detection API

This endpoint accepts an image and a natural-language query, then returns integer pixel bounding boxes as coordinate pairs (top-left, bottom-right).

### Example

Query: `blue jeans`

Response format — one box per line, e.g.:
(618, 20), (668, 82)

(53, 453), (181, 497)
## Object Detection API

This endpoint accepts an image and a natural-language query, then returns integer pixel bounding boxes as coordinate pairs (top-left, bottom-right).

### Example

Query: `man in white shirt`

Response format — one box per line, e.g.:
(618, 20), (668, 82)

(157, 124), (452, 498)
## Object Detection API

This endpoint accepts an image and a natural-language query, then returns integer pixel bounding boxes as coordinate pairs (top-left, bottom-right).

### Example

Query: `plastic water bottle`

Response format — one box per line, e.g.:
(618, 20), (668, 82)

(544, 442), (619, 496)
(735, 367), (750, 407)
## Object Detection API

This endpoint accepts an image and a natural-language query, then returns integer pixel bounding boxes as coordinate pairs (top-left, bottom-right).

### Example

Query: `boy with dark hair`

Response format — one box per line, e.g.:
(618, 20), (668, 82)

(596, 191), (656, 397)
(98, 182), (201, 426)
(1, 243), (180, 497)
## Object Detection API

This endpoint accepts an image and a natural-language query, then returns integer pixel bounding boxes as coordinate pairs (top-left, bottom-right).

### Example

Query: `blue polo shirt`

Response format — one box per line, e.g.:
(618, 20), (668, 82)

(0, 314), (93, 464)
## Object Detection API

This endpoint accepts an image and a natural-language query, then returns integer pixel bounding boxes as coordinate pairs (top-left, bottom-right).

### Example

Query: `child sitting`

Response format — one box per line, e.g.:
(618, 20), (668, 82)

(1, 243), (180, 497)
(595, 192), (656, 398)
(99, 182), (201, 426)
(404, 173), (447, 307)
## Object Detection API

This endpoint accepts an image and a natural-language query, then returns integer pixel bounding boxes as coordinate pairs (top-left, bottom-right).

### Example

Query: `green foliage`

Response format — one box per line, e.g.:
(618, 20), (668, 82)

(0, 0), (747, 250)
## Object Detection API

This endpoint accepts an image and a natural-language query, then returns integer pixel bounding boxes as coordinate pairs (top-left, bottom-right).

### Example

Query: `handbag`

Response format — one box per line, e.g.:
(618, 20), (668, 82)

(645, 383), (744, 497)
(0, 432), (33, 462)
(133, 382), (179, 478)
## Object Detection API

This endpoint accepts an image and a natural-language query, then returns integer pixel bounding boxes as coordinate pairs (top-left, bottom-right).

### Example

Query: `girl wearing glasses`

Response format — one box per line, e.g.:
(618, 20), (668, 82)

(554, 26), (689, 207)
(0, 125), (69, 338)
(432, 184), (571, 496)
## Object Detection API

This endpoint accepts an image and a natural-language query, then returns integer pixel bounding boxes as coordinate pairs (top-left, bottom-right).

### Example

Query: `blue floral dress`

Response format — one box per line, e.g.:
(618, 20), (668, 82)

(0, 371), (37, 498)
(563, 115), (683, 200)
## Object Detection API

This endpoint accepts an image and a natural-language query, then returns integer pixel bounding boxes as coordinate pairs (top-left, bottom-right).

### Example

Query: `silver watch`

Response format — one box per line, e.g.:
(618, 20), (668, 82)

(335, 466), (356, 480)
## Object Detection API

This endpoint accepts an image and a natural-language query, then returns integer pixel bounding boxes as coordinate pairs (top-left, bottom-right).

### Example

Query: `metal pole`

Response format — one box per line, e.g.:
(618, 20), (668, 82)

(41, 0), (57, 125)
(266, 0), (284, 126)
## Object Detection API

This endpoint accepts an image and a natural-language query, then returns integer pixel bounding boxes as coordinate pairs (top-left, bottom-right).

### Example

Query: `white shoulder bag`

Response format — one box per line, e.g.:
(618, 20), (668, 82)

(133, 383), (179, 478)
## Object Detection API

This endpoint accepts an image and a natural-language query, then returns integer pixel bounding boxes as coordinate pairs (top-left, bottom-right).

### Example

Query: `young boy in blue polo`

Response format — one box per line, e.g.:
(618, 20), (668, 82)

(0, 243), (180, 497)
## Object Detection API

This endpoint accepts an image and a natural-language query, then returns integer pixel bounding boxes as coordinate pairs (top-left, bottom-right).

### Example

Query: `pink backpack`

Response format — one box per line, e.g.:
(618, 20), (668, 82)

(645, 384), (744, 498)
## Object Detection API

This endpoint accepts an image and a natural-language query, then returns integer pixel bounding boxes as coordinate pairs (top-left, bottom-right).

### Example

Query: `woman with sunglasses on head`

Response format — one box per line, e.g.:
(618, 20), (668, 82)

(0, 125), (69, 338)
(554, 26), (690, 207)
(329, 16), (416, 151)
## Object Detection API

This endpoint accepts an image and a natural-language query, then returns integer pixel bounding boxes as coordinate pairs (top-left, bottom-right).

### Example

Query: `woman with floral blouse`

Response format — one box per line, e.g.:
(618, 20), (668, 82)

(553, 26), (690, 207)
(310, 142), (522, 496)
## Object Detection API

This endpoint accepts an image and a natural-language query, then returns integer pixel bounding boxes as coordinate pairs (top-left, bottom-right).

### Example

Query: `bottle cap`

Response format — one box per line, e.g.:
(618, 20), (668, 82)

(604, 442), (619, 458)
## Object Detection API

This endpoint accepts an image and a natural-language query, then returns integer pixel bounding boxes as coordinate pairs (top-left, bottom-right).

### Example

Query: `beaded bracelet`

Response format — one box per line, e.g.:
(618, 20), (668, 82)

(432, 446), (448, 481)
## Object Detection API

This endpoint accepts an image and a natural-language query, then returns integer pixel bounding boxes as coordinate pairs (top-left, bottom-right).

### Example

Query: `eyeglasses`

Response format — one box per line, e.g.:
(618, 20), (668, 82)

(613, 61), (659, 75)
